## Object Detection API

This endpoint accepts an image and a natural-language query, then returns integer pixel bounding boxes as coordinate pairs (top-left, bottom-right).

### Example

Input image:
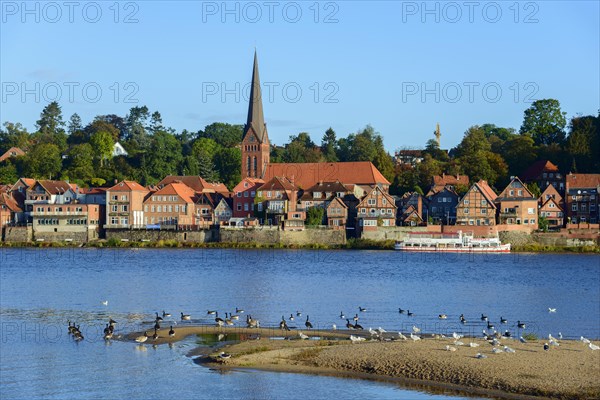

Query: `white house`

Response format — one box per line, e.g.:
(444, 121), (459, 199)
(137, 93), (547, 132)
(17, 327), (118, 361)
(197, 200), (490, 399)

(112, 142), (128, 157)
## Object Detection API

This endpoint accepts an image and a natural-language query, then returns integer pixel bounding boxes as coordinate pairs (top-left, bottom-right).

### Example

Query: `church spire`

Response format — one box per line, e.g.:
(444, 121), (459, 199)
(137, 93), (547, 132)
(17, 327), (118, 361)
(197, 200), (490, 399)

(245, 50), (267, 143)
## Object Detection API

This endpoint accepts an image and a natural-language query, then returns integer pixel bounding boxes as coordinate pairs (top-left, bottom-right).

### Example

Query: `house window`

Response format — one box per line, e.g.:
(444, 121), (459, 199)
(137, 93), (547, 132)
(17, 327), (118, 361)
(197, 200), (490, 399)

(144, 205), (148, 212)
(464, 208), (469, 214)
(110, 217), (119, 225)
(581, 204), (587, 211)
(122, 205), (128, 212)
(463, 200), (470, 205)
(237, 204), (242, 211)
(112, 195), (118, 201)
(438, 198), (442, 203)
(528, 208), (534, 214)
(244, 203), (249, 211)
(111, 205), (118, 212)
(175, 205), (179, 212)
(481, 209), (487, 214)
(201, 209), (209, 215)
(382, 198), (387, 205)
(481, 200), (487, 206)
(549, 203), (555, 208)
(518, 190), (523, 196)
(251, 191), (256, 197)
(168, 205), (173, 212)
(360, 208), (366, 214)
(368, 199), (376, 206)
(258, 203), (263, 212)
(267, 191), (272, 198)
(121, 195), (127, 201)
(572, 204), (577, 211)
(157, 205), (162, 212)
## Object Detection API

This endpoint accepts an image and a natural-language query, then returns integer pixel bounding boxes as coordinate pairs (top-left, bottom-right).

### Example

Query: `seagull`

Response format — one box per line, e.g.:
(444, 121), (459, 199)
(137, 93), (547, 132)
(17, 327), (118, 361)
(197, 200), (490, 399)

(469, 342), (480, 347)
(410, 333), (421, 341)
(101, 300), (108, 306)
(492, 347), (502, 354)
(475, 353), (488, 359)
(548, 308), (557, 313)
(412, 325), (421, 334)
(454, 340), (464, 346)
(452, 332), (463, 340)
(368, 327), (378, 336)
(377, 327), (387, 334)
(445, 345), (457, 352)
(438, 314), (448, 319)
(350, 335), (366, 343)
(519, 336), (527, 343)
(398, 332), (407, 340)
(298, 331), (309, 340)
(581, 336), (591, 344)
(589, 343), (600, 351)
(503, 345), (516, 353)
(332, 324), (337, 330)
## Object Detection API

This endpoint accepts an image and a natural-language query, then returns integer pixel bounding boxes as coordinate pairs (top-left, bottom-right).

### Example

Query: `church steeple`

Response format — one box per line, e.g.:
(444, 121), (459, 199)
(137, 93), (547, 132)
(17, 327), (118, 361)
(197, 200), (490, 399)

(241, 51), (270, 179)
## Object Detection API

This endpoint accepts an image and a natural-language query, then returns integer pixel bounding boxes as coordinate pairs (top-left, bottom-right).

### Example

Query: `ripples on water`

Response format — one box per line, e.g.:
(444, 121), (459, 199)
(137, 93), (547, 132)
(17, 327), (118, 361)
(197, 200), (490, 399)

(0, 248), (598, 399)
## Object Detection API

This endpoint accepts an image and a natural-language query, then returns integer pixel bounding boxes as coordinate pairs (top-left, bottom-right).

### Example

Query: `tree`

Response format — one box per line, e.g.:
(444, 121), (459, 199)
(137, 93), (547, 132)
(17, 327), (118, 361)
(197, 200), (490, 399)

(90, 131), (114, 167)
(566, 114), (600, 172)
(0, 122), (30, 153)
(34, 102), (67, 151)
(65, 144), (95, 182)
(146, 131), (183, 181)
(0, 162), (18, 184)
(519, 99), (567, 145)
(68, 113), (83, 135)
(526, 182), (542, 198)
(373, 149), (395, 182)
(454, 126), (508, 186)
(500, 135), (537, 177)
(321, 127), (338, 162)
(306, 207), (325, 226)
(200, 122), (243, 148)
(215, 147), (241, 189)
(24, 143), (62, 179)
(283, 132), (322, 163)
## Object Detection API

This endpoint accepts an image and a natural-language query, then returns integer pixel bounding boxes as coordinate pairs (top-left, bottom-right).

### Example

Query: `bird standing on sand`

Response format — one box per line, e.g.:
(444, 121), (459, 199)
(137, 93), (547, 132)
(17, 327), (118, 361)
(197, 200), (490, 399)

(168, 326), (175, 337)
(135, 331), (148, 343)
(346, 319), (354, 330)
(589, 343), (600, 351)
(543, 343), (549, 351)
(305, 315), (313, 329)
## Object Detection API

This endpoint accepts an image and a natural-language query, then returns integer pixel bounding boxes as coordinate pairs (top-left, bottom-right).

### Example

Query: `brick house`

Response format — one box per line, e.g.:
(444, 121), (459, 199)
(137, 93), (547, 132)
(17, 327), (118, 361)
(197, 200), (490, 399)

(0, 192), (21, 226)
(430, 173), (469, 194)
(539, 185), (564, 228)
(256, 176), (298, 226)
(31, 203), (101, 241)
(326, 196), (348, 228)
(194, 193), (223, 227)
(426, 187), (459, 224)
(398, 205), (423, 226)
(105, 180), (149, 228)
(157, 175), (230, 196)
(298, 181), (351, 211)
(143, 182), (196, 226)
(396, 192), (427, 225)
(565, 173), (600, 224)
(214, 198), (233, 225)
(495, 177), (539, 229)
(356, 186), (397, 231)
(520, 160), (564, 194)
(232, 177), (264, 218)
(456, 180), (497, 226)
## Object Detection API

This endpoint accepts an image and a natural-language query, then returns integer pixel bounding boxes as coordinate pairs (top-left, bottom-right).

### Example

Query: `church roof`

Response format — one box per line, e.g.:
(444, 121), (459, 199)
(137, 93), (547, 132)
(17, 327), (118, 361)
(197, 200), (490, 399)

(263, 161), (390, 189)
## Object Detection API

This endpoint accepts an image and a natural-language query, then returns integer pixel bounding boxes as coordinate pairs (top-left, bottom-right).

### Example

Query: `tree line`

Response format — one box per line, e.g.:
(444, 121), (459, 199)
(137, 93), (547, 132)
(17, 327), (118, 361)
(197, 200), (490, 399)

(0, 99), (598, 194)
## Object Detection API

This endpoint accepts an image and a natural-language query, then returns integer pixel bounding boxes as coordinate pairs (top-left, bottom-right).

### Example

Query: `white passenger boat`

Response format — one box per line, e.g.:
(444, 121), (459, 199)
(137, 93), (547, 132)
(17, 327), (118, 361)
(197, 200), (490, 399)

(394, 231), (510, 253)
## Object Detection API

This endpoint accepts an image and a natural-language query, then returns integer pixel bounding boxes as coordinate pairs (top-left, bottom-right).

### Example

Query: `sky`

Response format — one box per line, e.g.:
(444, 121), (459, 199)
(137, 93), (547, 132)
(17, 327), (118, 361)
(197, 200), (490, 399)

(1, 1), (599, 152)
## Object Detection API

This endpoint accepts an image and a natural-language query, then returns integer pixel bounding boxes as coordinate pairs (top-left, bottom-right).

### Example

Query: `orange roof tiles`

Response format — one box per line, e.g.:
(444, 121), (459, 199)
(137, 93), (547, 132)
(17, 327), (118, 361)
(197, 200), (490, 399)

(566, 173), (600, 189)
(0, 147), (25, 163)
(520, 160), (560, 181)
(150, 182), (197, 203)
(108, 180), (149, 192)
(263, 161), (389, 189)
(37, 180), (73, 195)
(475, 180), (498, 203)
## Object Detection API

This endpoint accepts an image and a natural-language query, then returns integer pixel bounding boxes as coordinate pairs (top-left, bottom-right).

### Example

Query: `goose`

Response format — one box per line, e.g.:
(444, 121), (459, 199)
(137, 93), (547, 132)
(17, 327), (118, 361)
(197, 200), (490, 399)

(101, 300), (108, 306)
(469, 342), (480, 347)
(491, 347), (502, 354)
(410, 333), (421, 341)
(340, 311), (345, 319)
(135, 331), (148, 343)
(109, 318), (117, 326)
(103, 331), (113, 340)
(543, 343), (549, 351)
(359, 306), (367, 312)
(305, 315), (313, 329)
(154, 321), (161, 330)
(215, 312), (224, 326)
(346, 319), (355, 330)
(475, 353), (488, 359)
(398, 332), (407, 340)
(207, 310), (217, 315)
(67, 321), (74, 334)
(298, 331), (309, 340)
(503, 345), (516, 353)
(481, 314), (488, 321)
(548, 308), (557, 313)
(353, 321), (363, 330)
(438, 314), (447, 320)
(181, 312), (191, 321)
(589, 343), (600, 351)
(289, 314), (294, 321)
(74, 332), (84, 341)
(519, 336), (527, 343)
(155, 312), (163, 321)
(296, 311), (302, 317)
(235, 307), (244, 314)
(487, 321), (495, 330)
(399, 308), (405, 314)
(350, 335), (366, 343)
(152, 328), (159, 341)
(230, 314), (240, 320)
(500, 316), (507, 324)
(279, 316), (288, 330)
(517, 321), (526, 329)
(503, 330), (511, 338)
(445, 345), (457, 352)
(353, 314), (359, 321)
(168, 326), (175, 337)
(219, 351), (231, 360)
(103, 324), (110, 335)
(224, 313), (234, 326)
(460, 314), (466, 324)
(407, 310), (414, 317)
(162, 310), (171, 318)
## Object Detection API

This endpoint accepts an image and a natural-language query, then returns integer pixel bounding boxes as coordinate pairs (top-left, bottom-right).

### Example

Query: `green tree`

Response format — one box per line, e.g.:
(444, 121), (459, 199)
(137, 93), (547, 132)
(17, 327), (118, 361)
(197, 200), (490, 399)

(321, 127), (339, 162)
(201, 122), (243, 147)
(34, 102), (67, 151)
(283, 132), (322, 163)
(0, 122), (30, 153)
(90, 131), (114, 167)
(215, 147), (241, 189)
(306, 207), (325, 226)
(526, 182), (542, 198)
(146, 131), (183, 181)
(373, 149), (395, 182)
(0, 162), (18, 184)
(454, 126), (508, 186)
(566, 114), (600, 172)
(65, 144), (95, 182)
(519, 99), (567, 145)
(24, 143), (62, 179)
(68, 113), (83, 135)
(500, 135), (537, 177)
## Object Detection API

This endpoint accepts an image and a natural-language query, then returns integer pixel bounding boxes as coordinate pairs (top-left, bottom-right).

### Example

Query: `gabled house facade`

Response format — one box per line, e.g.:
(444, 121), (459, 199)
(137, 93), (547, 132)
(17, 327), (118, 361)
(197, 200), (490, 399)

(298, 181), (351, 211)
(565, 173), (600, 224)
(396, 192), (427, 225)
(326, 196), (348, 228)
(143, 182), (196, 226)
(456, 180), (497, 226)
(356, 186), (397, 231)
(256, 176), (298, 226)
(426, 187), (459, 225)
(105, 180), (148, 228)
(539, 185), (564, 228)
(495, 177), (538, 229)
(214, 198), (233, 225)
(232, 177), (263, 218)
(520, 160), (564, 194)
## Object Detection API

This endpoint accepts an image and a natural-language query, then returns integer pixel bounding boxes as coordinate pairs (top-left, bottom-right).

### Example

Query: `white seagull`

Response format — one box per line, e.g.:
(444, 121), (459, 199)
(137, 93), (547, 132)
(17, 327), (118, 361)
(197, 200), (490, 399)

(548, 308), (557, 313)
(398, 332), (407, 340)
(412, 325), (421, 334)
(475, 353), (488, 359)
(503, 345), (516, 353)
(581, 336), (591, 344)
(469, 342), (480, 348)
(350, 335), (366, 343)
(410, 333), (421, 341)
(445, 345), (457, 352)
(589, 343), (600, 351)
(101, 300), (108, 306)
(298, 331), (309, 340)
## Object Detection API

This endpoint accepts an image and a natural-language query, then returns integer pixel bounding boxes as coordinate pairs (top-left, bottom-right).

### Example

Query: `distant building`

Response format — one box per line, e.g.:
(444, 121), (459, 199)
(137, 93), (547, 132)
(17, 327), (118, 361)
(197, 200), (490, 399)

(157, 176), (229, 196)
(456, 180), (497, 226)
(105, 180), (149, 228)
(539, 185), (564, 228)
(430, 174), (469, 194)
(426, 187), (459, 225)
(356, 186), (397, 231)
(232, 177), (264, 218)
(256, 176), (299, 226)
(143, 182), (196, 226)
(520, 160), (564, 194)
(394, 149), (423, 168)
(112, 142), (128, 157)
(396, 192), (427, 225)
(495, 177), (538, 230)
(0, 147), (25, 163)
(565, 173), (600, 224)
(326, 197), (348, 229)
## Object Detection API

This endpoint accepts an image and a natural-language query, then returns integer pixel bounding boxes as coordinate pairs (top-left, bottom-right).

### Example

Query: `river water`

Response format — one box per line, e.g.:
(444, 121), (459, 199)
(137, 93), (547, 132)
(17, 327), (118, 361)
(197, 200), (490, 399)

(1, 248), (598, 399)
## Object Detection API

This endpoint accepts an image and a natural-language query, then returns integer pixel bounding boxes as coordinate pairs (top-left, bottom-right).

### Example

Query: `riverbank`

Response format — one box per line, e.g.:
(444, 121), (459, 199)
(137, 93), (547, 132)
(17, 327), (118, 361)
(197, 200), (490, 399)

(125, 326), (600, 399)
(0, 238), (598, 253)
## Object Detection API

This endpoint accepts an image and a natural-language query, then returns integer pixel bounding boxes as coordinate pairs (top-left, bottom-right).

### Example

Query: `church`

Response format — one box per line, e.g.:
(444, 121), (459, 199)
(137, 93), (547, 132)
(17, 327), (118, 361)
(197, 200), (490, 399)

(240, 52), (390, 191)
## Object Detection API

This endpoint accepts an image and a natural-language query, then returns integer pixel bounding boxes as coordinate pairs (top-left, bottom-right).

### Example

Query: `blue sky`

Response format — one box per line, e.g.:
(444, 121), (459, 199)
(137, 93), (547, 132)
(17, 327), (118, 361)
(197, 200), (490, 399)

(1, 1), (598, 151)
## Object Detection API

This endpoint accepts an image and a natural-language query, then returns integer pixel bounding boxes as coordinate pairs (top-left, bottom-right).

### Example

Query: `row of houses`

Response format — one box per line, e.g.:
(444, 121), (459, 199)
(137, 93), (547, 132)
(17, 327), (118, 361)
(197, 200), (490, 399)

(1, 162), (597, 242)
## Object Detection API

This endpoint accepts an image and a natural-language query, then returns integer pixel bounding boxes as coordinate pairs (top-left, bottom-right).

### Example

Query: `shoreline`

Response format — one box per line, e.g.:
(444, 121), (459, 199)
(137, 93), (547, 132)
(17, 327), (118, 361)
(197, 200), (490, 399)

(0, 240), (598, 253)
(123, 325), (600, 400)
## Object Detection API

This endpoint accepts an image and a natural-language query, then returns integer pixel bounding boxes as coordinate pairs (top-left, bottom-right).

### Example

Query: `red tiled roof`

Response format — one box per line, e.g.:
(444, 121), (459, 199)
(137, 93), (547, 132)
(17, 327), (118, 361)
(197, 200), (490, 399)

(258, 176), (297, 192)
(0, 147), (25, 163)
(263, 161), (390, 189)
(0, 192), (22, 212)
(520, 160), (560, 181)
(82, 187), (108, 195)
(432, 174), (469, 187)
(497, 177), (535, 199)
(37, 180), (73, 195)
(475, 180), (498, 203)
(158, 176), (230, 194)
(108, 180), (148, 192)
(565, 173), (600, 189)
(232, 177), (264, 193)
(149, 182), (197, 203)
